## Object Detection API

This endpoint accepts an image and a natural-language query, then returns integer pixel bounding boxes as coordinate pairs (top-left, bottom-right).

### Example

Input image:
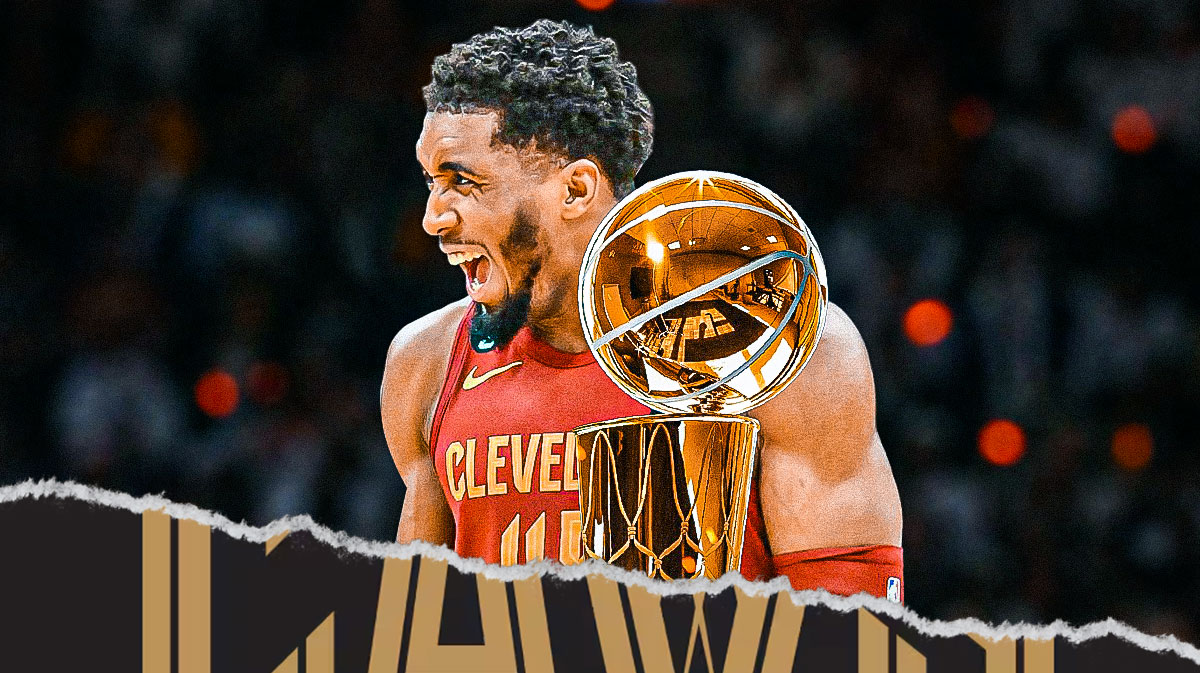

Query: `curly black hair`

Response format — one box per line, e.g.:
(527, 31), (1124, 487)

(423, 19), (654, 197)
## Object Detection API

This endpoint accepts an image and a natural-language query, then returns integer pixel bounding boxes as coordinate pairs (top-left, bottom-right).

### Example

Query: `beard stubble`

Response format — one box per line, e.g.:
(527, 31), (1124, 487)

(468, 205), (545, 352)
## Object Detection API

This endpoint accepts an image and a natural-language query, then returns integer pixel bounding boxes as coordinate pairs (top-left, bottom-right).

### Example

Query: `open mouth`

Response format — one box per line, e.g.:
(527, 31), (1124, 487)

(447, 250), (493, 296)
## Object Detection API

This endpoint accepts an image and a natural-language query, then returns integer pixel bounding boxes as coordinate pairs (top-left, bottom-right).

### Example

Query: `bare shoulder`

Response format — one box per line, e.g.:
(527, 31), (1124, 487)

(382, 297), (471, 456)
(792, 301), (874, 400)
(385, 298), (471, 372)
(751, 301), (877, 478)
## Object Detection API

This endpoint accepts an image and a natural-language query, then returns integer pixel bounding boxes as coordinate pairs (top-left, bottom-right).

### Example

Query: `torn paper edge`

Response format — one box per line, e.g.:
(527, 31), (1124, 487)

(2, 477), (1197, 665)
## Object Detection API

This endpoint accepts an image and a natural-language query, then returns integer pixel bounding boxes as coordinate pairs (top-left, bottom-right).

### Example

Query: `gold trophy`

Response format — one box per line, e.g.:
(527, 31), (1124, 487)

(574, 171), (828, 580)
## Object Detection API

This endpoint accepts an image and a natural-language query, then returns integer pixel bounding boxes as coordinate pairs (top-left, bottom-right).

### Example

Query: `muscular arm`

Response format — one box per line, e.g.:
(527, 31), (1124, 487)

(752, 302), (902, 554)
(381, 299), (469, 546)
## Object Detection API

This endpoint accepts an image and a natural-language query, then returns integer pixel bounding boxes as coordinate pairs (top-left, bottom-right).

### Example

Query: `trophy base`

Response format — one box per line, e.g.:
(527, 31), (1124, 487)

(573, 413), (760, 580)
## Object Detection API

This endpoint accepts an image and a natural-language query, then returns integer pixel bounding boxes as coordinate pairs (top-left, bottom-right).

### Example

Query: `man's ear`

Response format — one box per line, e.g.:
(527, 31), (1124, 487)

(559, 159), (608, 220)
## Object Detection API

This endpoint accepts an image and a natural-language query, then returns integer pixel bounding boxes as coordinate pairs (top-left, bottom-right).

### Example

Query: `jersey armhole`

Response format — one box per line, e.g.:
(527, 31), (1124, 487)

(427, 303), (475, 460)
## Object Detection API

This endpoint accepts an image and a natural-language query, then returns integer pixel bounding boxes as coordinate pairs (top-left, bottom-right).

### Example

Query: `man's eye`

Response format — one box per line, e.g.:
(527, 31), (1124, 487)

(423, 174), (435, 190)
(451, 174), (476, 187)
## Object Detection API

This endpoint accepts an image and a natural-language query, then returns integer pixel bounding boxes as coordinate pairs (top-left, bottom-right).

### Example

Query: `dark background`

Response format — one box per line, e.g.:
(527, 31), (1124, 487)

(2, 0), (1198, 643)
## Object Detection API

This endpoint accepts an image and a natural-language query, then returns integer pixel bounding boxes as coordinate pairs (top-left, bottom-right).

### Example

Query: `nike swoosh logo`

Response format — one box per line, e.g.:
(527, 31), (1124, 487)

(462, 361), (523, 391)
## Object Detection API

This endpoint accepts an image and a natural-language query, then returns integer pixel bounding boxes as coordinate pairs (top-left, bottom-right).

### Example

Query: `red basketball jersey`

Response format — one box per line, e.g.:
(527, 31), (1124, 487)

(430, 305), (776, 579)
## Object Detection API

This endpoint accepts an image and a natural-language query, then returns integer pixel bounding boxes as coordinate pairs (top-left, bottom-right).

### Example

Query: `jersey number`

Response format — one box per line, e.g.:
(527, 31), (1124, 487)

(500, 510), (582, 566)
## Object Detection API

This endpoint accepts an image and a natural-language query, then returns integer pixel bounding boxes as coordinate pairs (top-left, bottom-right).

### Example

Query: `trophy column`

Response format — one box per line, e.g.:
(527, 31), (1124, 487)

(575, 413), (759, 580)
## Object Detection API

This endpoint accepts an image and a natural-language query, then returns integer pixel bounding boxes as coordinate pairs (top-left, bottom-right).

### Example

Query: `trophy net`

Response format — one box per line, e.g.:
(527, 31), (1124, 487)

(574, 413), (759, 580)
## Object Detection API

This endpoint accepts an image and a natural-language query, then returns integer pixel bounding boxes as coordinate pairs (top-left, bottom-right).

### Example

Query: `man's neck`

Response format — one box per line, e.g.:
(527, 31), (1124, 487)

(530, 314), (587, 353)
(528, 271), (588, 354)
(529, 202), (614, 353)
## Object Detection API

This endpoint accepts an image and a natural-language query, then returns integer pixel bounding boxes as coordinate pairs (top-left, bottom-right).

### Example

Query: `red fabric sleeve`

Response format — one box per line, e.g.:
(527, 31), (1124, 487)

(737, 480), (776, 583)
(772, 545), (904, 602)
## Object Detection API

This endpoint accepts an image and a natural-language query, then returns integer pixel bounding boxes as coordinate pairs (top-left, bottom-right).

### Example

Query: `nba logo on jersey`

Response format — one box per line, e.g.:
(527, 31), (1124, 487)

(886, 577), (902, 603)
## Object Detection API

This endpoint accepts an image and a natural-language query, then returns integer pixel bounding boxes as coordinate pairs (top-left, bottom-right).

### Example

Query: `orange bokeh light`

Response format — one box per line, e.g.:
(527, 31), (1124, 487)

(950, 97), (995, 140)
(195, 369), (239, 418)
(1112, 423), (1153, 471)
(903, 299), (954, 347)
(978, 419), (1026, 466)
(1112, 105), (1156, 154)
(576, 0), (615, 10)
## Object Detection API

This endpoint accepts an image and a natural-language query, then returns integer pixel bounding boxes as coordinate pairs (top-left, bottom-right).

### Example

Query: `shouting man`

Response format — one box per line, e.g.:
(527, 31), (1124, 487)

(381, 19), (904, 599)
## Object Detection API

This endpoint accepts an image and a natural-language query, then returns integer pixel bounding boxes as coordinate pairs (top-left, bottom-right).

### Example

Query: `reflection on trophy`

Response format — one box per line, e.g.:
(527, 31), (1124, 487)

(574, 171), (828, 580)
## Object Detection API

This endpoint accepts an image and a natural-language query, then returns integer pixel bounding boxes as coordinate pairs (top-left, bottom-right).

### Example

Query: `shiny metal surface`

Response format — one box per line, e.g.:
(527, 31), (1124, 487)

(574, 171), (827, 580)
(574, 413), (759, 580)
(579, 171), (828, 415)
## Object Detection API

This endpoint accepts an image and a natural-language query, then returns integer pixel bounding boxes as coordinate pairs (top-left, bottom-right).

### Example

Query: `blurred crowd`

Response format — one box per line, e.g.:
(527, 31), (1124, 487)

(2, 0), (1198, 642)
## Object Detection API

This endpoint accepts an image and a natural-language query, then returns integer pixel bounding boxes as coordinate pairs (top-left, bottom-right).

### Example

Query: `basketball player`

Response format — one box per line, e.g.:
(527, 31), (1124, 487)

(381, 20), (904, 600)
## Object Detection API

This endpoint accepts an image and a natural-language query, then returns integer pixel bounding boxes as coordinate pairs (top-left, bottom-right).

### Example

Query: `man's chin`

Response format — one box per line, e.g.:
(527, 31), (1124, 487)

(468, 289), (532, 353)
(466, 280), (506, 307)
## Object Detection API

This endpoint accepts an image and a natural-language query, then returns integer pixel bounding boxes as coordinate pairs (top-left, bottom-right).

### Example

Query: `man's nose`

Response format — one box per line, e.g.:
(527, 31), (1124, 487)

(422, 189), (457, 237)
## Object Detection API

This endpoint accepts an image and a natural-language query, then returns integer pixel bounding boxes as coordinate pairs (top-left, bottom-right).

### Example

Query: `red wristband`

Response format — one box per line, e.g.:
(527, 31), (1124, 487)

(772, 545), (904, 603)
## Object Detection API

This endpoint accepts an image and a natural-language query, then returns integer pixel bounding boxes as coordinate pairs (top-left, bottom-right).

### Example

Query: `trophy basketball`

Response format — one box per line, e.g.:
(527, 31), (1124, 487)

(574, 171), (828, 580)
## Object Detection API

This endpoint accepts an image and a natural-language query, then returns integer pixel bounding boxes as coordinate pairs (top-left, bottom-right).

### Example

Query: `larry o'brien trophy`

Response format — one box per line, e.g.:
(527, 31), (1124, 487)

(574, 171), (828, 580)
